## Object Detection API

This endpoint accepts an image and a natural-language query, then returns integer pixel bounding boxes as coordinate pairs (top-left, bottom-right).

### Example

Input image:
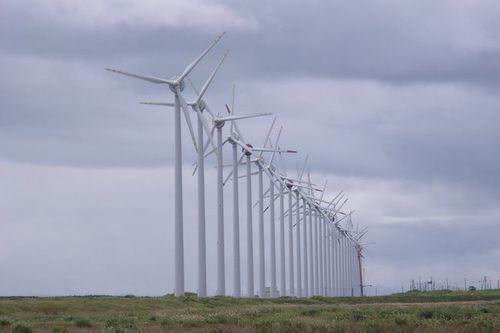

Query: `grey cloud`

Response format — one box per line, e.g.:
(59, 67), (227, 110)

(369, 219), (500, 264)
(3, 1), (500, 85)
(2, 0), (500, 296)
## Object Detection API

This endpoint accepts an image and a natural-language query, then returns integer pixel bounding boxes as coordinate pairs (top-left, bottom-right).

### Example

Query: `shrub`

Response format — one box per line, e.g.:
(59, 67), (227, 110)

(104, 317), (136, 333)
(13, 324), (33, 333)
(255, 319), (273, 333)
(350, 311), (366, 321)
(300, 308), (322, 316)
(278, 321), (307, 333)
(394, 317), (408, 326)
(417, 309), (434, 319)
(0, 319), (11, 326)
(160, 318), (172, 328)
(207, 329), (224, 333)
(74, 319), (92, 327)
(479, 307), (490, 313)
(180, 319), (203, 328)
(205, 314), (228, 324)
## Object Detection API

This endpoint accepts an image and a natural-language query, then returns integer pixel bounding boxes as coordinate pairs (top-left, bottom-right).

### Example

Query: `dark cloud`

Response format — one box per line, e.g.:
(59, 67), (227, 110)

(1, 0), (500, 295)
(3, 1), (500, 84)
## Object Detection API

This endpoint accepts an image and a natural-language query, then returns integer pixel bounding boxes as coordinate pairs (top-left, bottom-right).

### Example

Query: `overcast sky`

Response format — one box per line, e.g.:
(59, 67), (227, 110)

(1, 0), (500, 296)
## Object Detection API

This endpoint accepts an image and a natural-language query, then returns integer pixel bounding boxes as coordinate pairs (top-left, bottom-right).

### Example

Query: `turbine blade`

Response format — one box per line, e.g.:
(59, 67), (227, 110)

(307, 169), (313, 197)
(262, 116), (277, 150)
(203, 125), (216, 153)
(176, 88), (198, 152)
(254, 186), (271, 208)
(230, 84), (236, 134)
(194, 105), (217, 151)
(320, 180), (328, 201)
(251, 148), (297, 153)
(270, 126), (283, 165)
(299, 155), (309, 181)
(219, 112), (272, 122)
(223, 153), (245, 186)
(106, 68), (174, 84)
(278, 149), (288, 176)
(140, 102), (175, 107)
(196, 50), (229, 104)
(177, 32), (226, 83)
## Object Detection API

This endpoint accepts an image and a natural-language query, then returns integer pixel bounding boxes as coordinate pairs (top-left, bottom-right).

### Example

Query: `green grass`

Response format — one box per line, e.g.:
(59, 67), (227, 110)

(0, 290), (499, 332)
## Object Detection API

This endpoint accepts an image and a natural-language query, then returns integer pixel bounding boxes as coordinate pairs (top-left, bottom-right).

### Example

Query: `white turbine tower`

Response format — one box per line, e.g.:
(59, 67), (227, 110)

(106, 33), (225, 297)
(223, 118), (296, 298)
(207, 106), (272, 296)
(141, 52), (228, 298)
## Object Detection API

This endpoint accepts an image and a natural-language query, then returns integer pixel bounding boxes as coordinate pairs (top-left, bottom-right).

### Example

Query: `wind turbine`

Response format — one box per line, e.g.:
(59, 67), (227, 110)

(209, 106), (272, 296)
(141, 52), (227, 298)
(222, 117), (296, 297)
(106, 32), (225, 297)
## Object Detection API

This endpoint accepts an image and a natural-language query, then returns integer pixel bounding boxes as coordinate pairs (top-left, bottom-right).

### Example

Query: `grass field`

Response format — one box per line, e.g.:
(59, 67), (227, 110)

(1, 290), (500, 333)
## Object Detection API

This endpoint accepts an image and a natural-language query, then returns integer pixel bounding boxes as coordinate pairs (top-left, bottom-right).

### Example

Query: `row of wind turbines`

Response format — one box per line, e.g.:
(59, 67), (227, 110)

(106, 32), (366, 298)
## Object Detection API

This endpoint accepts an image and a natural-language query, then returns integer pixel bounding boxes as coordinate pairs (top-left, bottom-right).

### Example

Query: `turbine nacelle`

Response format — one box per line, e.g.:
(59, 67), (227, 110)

(243, 143), (253, 155)
(168, 79), (186, 93)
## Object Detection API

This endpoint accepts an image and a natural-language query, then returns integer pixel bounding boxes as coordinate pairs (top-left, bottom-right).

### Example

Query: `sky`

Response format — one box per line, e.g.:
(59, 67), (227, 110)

(1, 0), (500, 296)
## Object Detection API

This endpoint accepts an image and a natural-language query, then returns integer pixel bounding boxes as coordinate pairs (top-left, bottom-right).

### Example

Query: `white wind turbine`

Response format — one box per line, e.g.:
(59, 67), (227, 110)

(222, 117), (297, 297)
(106, 32), (225, 297)
(202, 105), (272, 296)
(257, 128), (300, 297)
(140, 51), (228, 297)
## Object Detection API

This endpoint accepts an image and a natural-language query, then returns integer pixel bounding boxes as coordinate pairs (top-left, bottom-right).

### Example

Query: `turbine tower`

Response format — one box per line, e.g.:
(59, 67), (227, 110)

(106, 33), (225, 296)
(141, 52), (227, 298)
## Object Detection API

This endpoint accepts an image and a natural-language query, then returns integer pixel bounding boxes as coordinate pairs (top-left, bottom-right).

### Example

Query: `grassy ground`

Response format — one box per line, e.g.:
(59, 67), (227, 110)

(1, 290), (500, 332)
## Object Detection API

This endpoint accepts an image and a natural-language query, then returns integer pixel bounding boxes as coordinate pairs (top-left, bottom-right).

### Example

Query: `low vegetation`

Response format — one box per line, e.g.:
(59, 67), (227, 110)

(0, 290), (499, 332)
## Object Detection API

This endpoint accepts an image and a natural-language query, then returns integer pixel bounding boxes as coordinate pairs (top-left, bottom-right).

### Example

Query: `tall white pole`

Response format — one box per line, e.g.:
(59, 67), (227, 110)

(279, 183), (286, 296)
(332, 230), (336, 296)
(340, 237), (344, 296)
(303, 200), (308, 297)
(339, 236), (343, 296)
(296, 192), (302, 297)
(196, 111), (206, 297)
(350, 242), (354, 296)
(319, 215), (324, 295)
(288, 189), (295, 296)
(258, 164), (266, 298)
(308, 206), (314, 296)
(348, 242), (352, 296)
(269, 179), (277, 297)
(354, 245), (357, 296)
(358, 246), (363, 297)
(350, 246), (354, 296)
(347, 240), (350, 296)
(246, 154), (254, 297)
(332, 227), (336, 296)
(174, 93), (184, 297)
(334, 230), (338, 297)
(323, 217), (328, 296)
(314, 210), (319, 295)
(342, 237), (346, 296)
(327, 226), (332, 296)
(216, 124), (225, 296)
(232, 143), (241, 297)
